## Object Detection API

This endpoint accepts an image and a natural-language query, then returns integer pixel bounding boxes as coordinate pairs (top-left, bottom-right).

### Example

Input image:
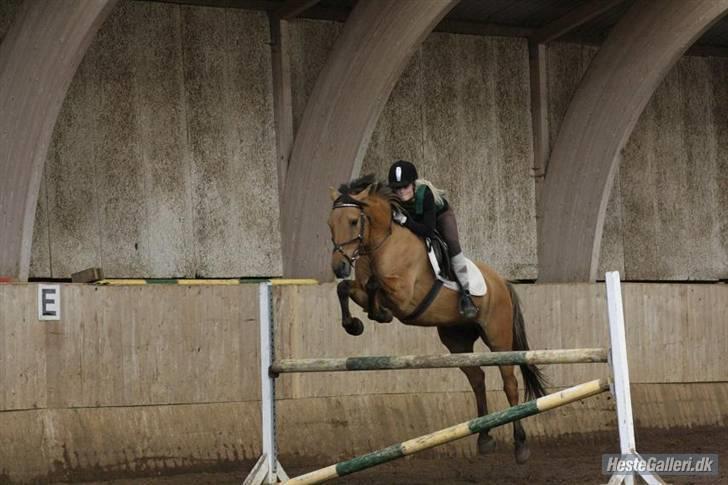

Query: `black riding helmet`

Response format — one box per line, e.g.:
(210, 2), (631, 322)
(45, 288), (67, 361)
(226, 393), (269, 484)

(388, 160), (418, 188)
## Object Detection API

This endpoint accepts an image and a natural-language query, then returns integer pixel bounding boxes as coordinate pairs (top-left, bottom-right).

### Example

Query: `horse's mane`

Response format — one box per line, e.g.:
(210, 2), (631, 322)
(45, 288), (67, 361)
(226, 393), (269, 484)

(336, 174), (402, 211)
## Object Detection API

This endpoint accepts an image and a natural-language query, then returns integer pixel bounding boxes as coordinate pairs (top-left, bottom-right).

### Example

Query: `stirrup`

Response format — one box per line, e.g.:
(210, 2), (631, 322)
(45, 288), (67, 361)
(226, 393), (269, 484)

(459, 292), (478, 319)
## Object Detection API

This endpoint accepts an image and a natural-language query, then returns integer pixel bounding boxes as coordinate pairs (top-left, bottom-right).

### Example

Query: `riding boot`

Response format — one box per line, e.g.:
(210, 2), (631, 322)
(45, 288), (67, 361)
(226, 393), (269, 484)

(451, 252), (479, 319)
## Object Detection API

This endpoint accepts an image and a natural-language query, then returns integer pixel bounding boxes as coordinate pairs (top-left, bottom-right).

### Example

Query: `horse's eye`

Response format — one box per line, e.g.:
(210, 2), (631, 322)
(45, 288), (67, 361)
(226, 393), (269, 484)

(350, 219), (358, 226)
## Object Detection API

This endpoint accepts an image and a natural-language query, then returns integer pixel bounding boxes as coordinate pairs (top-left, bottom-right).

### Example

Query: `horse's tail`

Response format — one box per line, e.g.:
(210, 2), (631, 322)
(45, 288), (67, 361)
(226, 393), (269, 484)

(507, 282), (548, 400)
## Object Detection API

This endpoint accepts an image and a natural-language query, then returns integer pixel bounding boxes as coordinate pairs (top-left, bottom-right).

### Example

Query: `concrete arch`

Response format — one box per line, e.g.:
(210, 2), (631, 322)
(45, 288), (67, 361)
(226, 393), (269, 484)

(281, 0), (457, 280)
(538, 0), (728, 282)
(0, 0), (118, 280)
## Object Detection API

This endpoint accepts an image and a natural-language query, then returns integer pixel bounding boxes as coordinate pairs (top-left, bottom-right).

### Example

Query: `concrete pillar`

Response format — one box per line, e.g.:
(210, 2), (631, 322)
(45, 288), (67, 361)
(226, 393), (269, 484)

(280, 0), (457, 280)
(538, 0), (728, 282)
(0, 0), (118, 280)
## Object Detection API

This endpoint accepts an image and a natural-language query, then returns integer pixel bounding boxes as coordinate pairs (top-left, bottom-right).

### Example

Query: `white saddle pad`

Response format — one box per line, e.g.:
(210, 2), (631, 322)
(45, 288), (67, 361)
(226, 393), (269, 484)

(426, 249), (487, 297)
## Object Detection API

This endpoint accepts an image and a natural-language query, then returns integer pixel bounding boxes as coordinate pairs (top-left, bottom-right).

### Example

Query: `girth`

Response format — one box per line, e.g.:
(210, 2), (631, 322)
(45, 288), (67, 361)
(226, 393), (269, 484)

(401, 279), (444, 322)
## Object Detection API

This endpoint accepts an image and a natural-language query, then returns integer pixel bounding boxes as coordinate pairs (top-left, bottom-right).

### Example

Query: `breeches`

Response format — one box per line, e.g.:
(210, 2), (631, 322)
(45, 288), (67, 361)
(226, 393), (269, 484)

(436, 209), (462, 257)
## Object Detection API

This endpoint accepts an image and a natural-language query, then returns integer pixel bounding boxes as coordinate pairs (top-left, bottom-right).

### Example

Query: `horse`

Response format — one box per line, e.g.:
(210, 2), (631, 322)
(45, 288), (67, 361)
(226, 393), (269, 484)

(327, 174), (547, 464)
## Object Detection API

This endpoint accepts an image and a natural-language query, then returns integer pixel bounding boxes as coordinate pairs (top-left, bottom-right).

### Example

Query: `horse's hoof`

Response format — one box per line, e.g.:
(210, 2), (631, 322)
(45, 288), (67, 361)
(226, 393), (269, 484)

(343, 318), (364, 336)
(369, 310), (393, 324)
(379, 310), (393, 323)
(514, 442), (530, 464)
(477, 434), (496, 454)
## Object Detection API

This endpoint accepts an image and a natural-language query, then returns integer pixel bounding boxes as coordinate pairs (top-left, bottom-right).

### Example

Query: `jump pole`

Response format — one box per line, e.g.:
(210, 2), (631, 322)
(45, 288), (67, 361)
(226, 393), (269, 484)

(271, 348), (608, 374)
(284, 379), (610, 485)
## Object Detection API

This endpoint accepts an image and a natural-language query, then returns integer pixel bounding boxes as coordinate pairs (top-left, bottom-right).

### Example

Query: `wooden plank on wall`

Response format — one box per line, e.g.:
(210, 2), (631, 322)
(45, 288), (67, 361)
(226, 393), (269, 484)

(0, 286), (48, 410)
(1, 284), (261, 409)
(1, 282), (726, 408)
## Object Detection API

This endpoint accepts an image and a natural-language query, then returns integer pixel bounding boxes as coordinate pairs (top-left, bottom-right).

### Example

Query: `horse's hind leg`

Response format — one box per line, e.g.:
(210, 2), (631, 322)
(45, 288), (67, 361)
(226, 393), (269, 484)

(336, 280), (366, 336)
(486, 281), (546, 464)
(496, 364), (529, 463)
(489, 325), (530, 463)
(437, 325), (495, 454)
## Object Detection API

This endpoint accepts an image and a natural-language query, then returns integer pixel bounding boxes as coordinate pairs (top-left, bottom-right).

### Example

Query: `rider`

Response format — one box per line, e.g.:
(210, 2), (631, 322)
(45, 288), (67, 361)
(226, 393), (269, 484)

(387, 160), (478, 319)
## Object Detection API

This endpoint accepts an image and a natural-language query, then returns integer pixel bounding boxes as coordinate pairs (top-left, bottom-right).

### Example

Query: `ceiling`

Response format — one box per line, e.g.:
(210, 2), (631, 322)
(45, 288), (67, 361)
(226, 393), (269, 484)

(147, 0), (728, 52)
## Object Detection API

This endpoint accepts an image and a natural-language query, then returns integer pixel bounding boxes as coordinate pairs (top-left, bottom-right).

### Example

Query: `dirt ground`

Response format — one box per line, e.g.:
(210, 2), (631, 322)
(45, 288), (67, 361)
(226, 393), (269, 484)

(75, 427), (725, 485)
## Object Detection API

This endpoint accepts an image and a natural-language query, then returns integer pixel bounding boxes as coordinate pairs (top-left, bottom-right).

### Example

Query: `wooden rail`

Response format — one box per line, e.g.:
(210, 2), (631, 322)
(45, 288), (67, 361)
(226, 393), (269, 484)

(271, 348), (608, 374)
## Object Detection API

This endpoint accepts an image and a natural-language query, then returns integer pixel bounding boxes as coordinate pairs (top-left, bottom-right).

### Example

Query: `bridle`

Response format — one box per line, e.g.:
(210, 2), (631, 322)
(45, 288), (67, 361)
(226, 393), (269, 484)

(331, 199), (392, 266)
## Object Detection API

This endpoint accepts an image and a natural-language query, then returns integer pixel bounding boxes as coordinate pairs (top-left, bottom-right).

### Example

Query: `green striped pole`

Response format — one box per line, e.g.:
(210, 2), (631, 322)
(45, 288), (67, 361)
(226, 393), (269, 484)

(283, 378), (609, 485)
(271, 348), (607, 374)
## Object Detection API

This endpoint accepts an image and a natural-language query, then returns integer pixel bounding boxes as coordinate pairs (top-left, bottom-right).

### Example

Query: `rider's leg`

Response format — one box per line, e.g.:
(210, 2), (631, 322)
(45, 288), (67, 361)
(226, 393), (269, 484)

(437, 210), (478, 319)
(451, 252), (478, 319)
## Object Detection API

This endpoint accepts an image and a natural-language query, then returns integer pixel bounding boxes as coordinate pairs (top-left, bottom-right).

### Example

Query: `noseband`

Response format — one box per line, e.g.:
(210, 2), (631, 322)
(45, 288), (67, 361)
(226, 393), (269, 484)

(331, 199), (392, 266)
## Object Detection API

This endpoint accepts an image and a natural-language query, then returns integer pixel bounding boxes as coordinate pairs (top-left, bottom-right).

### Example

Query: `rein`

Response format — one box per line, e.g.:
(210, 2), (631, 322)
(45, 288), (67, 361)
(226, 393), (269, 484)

(331, 200), (392, 266)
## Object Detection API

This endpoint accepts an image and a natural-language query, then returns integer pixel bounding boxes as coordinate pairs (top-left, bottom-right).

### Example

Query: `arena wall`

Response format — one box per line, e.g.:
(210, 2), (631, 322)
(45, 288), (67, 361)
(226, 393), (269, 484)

(1, 282), (726, 482)
(0, 1), (723, 281)
(27, 2), (282, 280)
(548, 43), (728, 281)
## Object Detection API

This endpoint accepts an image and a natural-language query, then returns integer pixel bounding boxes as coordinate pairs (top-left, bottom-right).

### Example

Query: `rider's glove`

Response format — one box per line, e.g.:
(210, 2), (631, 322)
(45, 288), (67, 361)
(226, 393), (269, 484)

(393, 210), (407, 225)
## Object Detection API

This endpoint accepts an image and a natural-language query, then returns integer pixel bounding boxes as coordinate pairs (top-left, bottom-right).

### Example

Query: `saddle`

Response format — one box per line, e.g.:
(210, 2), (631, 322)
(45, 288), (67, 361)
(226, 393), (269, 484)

(426, 233), (453, 280)
(402, 232), (486, 322)
(424, 235), (487, 297)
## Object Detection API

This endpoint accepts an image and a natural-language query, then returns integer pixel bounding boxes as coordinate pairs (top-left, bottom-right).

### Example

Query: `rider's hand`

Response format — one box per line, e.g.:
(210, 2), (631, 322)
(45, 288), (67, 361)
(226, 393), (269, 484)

(393, 210), (407, 225)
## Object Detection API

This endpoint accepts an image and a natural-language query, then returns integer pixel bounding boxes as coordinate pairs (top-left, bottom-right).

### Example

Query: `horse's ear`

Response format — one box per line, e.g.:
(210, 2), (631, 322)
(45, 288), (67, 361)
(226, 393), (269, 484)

(329, 186), (340, 201)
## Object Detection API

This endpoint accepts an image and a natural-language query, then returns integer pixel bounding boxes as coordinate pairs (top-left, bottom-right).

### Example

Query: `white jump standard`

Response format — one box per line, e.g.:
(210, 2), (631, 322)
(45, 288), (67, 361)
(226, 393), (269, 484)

(244, 272), (664, 484)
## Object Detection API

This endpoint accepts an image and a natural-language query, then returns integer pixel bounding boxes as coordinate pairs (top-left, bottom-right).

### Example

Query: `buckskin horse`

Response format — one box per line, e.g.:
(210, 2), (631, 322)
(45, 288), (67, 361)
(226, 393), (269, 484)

(328, 174), (546, 464)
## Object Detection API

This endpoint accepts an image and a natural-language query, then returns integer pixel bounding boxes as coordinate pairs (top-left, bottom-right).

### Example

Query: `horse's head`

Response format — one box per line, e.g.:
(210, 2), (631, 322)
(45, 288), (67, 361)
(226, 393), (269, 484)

(328, 186), (372, 278)
(327, 175), (396, 278)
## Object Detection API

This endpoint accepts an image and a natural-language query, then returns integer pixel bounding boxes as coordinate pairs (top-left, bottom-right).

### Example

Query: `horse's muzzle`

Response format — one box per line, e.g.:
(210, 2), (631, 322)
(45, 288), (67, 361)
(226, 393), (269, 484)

(333, 260), (351, 279)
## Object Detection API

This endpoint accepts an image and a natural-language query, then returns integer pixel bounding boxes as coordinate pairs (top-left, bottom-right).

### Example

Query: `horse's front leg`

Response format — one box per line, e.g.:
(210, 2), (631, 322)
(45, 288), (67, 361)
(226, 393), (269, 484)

(336, 279), (368, 336)
(365, 278), (393, 323)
